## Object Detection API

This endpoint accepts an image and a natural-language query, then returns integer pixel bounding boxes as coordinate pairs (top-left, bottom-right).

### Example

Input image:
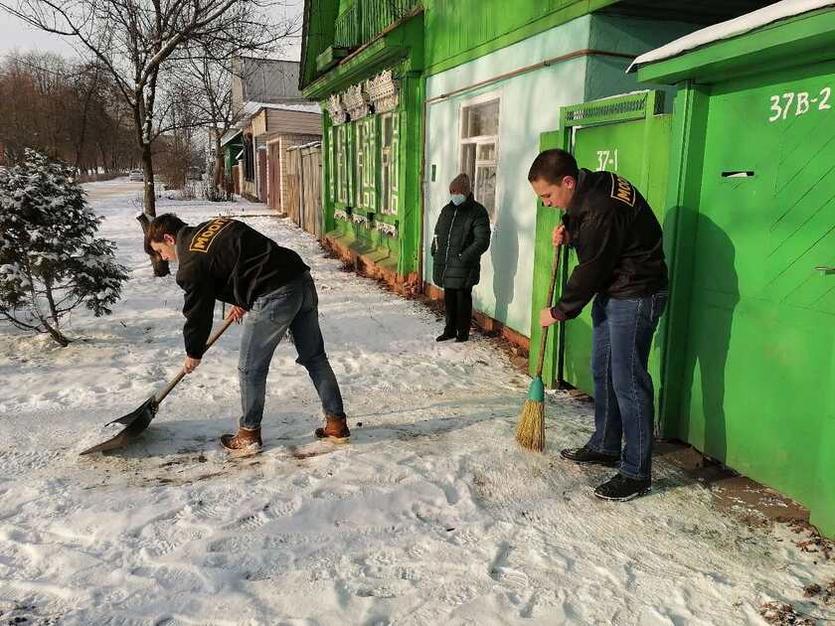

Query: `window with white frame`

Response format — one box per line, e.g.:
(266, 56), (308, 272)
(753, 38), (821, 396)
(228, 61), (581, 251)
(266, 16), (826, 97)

(459, 97), (499, 221)
(362, 117), (376, 211)
(336, 124), (348, 204)
(379, 112), (399, 215)
(327, 127), (336, 203)
(355, 120), (365, 208)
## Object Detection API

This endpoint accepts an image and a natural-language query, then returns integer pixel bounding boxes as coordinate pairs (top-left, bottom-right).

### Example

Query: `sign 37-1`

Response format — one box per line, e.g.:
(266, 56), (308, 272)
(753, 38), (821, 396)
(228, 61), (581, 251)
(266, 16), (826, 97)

(769, 87), (831, 122)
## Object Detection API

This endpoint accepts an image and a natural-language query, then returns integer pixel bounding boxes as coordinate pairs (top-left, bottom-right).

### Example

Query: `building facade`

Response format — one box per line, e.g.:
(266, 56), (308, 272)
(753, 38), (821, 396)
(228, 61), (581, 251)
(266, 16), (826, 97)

(301, 0), (772, 328)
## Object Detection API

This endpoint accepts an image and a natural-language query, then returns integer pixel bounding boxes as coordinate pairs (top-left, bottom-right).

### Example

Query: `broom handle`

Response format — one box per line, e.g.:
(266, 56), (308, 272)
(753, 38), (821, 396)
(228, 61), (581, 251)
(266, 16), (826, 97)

(535, 244), (562, 377)
(155, 314), (237, 404)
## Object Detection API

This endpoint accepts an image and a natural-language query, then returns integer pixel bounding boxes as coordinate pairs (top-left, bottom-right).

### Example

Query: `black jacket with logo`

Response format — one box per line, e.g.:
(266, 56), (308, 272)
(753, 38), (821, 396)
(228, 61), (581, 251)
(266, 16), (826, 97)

(175, 218), (309, 358)
(431, 195), (491, 290)
(554, 169), (668, 319)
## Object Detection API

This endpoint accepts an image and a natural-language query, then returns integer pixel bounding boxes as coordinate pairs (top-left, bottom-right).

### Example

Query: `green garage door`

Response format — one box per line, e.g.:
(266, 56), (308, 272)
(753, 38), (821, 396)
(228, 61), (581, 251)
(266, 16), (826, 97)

(677, 62), (835, 522)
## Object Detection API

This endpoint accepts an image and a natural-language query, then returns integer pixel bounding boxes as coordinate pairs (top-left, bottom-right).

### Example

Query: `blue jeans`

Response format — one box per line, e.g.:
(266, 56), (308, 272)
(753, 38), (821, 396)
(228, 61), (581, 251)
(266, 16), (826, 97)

(586, 291), (667, 480)
(238, 271), (345, 430)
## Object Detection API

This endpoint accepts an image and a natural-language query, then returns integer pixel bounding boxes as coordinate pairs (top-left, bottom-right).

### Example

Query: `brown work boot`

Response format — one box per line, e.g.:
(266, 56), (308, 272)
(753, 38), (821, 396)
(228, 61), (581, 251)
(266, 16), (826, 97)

(315, 414), (350, 442)
(220, 427), (263, 456)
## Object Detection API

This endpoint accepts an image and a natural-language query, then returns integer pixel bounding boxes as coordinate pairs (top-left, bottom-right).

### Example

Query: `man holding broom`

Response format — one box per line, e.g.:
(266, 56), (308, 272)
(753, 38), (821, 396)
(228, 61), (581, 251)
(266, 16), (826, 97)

(527, 149), (668, 501)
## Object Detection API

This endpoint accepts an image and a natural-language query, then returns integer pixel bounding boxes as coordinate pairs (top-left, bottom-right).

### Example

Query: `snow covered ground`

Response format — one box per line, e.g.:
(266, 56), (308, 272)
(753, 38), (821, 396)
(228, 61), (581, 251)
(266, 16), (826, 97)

(1, 179), (833, 625)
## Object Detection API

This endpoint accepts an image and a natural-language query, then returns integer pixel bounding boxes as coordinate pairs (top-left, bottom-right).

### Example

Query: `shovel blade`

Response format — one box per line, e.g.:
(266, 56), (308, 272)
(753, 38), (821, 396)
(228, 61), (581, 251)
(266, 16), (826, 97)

(79, 396), (159, 455)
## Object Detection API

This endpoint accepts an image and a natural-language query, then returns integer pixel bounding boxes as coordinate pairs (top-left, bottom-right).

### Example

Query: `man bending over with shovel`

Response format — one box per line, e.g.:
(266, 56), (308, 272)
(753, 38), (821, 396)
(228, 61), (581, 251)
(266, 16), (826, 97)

(146, 213), (349, 454)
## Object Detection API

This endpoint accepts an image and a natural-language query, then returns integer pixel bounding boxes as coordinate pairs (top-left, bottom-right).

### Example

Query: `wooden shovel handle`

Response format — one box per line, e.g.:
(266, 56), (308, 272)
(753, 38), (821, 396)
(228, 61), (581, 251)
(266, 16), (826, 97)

(155, 314), (237, 404)
(535, 245), (562, 377)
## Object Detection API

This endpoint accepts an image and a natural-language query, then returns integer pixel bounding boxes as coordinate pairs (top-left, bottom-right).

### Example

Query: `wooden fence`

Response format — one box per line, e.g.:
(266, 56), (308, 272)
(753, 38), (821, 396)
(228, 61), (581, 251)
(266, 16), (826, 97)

(285, 141), (323, 239)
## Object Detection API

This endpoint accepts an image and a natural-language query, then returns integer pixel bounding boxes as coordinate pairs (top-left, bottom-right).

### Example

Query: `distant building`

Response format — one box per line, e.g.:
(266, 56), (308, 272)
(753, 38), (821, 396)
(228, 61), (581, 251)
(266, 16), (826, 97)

(231, 58), (306, 111)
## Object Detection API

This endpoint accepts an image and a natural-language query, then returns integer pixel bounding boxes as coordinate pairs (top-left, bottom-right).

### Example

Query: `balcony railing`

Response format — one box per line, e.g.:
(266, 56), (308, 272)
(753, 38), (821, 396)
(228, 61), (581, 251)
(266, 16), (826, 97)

(334, 0), (420, 50)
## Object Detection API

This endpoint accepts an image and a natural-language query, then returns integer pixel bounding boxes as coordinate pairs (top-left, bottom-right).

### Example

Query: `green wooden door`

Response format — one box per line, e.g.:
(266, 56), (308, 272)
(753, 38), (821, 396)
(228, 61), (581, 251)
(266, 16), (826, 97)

(564, 117), (672, 401)
(529, 92), (672, 410)
(680, 62), (835, 527)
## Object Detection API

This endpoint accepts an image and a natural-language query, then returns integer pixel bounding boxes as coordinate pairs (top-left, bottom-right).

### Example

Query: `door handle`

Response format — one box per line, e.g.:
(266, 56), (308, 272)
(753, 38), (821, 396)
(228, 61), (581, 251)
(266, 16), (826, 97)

(815, 266), (835, 275)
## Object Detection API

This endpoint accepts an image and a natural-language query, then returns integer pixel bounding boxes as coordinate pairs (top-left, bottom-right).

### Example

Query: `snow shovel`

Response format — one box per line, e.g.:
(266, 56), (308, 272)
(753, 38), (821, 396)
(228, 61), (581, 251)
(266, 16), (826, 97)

(79, 315), (236, 455)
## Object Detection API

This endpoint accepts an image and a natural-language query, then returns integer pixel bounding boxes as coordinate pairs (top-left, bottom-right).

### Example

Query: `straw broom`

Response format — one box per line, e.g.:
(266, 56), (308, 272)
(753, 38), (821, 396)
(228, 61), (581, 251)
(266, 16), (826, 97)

(515, 245), (561, 452)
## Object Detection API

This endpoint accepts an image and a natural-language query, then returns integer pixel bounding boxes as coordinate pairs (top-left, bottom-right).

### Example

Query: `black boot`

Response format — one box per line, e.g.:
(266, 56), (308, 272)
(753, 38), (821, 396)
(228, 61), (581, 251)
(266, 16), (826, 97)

(594, 474), (651, 501)
(560, 446), (620, 467)
(436, 330), (456, 342)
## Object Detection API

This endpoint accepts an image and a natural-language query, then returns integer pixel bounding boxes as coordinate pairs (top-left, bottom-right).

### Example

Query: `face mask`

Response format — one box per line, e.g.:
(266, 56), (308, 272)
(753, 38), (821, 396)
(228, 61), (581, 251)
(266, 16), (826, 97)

(451, 194), (466, 206)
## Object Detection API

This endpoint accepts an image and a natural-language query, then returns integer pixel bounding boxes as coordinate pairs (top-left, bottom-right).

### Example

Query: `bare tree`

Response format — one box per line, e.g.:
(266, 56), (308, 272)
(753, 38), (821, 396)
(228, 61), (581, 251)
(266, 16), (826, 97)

(177, 9), (301, 194)
(189, 54), (240, 191)
(155, 81), (205, 190)
(0, 0), (288, 276)
(0, 52), (138, 172)
(180, 51), (245, 193)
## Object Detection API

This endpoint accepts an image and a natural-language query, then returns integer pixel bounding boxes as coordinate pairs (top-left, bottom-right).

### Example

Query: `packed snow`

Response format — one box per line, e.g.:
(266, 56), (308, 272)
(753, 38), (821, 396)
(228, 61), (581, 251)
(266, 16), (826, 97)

(628, 0), (835, 72)
(239, 101), (322, 117)
(1, 179), (833, 625)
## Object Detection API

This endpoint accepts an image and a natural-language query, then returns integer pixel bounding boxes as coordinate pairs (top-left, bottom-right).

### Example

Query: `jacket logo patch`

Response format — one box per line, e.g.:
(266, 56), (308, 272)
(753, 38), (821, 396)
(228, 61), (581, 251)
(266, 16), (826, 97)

(189, 218), (232, 253)
(610, 173), (637, 207)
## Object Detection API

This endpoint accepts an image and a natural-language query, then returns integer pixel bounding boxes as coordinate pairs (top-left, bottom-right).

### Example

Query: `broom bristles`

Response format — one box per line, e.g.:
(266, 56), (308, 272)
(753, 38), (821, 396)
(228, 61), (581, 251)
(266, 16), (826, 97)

(515, 399), (545, 452)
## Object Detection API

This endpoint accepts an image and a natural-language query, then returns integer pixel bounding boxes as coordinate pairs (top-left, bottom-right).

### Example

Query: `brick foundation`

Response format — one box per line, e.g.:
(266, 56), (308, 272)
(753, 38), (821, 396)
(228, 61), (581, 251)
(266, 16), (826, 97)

(322, 235), (421, 298)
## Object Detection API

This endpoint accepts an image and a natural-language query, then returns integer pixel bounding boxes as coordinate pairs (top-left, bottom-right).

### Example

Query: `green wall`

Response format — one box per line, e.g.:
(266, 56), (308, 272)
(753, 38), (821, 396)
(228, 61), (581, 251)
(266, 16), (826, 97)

(585, 15), (698, 103)
(422, 0), (616, 76)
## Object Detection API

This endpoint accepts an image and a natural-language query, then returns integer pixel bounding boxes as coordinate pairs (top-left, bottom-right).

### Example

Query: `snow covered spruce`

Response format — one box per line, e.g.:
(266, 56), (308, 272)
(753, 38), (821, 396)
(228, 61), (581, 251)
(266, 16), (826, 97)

(0, 150), (128, 346)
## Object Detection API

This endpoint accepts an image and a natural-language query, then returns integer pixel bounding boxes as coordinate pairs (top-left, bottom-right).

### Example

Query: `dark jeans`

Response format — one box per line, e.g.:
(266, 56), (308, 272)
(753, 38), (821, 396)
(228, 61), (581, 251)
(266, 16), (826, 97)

(443, 287), (473, 338)
(586, 291), (667, 480)
(238, 271), (345, 429)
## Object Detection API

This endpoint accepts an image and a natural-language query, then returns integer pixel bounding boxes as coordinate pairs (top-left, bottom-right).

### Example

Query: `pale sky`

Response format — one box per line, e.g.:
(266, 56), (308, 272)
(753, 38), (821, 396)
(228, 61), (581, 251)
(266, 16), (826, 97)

(0, 1), (303, 61)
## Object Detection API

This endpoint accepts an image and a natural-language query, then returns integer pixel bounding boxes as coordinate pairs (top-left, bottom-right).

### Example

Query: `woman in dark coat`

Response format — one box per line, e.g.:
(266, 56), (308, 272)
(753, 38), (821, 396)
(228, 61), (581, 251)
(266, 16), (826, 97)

(431, 173), (491, 342)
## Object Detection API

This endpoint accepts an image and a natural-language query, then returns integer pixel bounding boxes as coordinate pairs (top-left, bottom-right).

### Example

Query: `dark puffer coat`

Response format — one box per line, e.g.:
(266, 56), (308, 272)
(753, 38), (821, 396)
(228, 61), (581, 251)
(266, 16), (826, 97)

(431, 195), (491, 289)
